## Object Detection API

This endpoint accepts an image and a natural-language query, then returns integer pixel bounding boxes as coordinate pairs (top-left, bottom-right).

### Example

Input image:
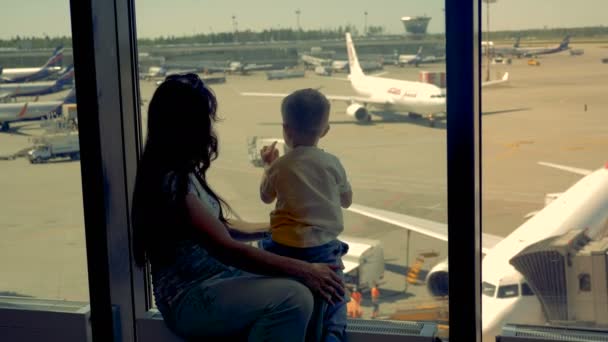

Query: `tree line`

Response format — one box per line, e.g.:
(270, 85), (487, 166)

(1, 25), (607, 49)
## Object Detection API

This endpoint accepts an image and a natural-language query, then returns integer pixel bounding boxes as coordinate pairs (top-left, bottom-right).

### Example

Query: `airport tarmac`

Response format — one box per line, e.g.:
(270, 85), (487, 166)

(1, 44), (608, 325)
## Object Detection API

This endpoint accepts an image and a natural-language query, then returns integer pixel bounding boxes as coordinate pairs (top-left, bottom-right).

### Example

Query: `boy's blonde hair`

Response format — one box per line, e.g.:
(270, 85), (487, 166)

(281, 88), (330, 137)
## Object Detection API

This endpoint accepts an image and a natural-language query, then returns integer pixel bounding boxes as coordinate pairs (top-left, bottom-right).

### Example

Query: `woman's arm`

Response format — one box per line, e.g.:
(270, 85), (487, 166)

(225, 219), (270, 242)
(185, 194), (344, 304)
(227, 218), (269, 233)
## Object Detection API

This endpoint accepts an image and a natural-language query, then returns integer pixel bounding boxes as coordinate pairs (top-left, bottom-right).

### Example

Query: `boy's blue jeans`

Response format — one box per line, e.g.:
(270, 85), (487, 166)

(260, 238), (349, 342)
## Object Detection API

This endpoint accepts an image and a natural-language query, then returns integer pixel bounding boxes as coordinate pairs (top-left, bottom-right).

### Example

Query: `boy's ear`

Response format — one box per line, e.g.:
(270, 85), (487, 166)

(320, 125), (330, 137)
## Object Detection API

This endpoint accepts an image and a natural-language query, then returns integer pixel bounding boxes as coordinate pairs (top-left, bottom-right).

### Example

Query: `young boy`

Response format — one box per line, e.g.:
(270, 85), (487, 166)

(259, 88), (353, 342)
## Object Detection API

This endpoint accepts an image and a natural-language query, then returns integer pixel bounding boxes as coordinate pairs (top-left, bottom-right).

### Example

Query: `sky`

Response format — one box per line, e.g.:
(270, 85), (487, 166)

(1, 0), (607, 39)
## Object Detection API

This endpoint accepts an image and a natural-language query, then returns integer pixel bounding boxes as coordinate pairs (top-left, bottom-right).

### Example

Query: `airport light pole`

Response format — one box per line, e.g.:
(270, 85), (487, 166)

(295, 9), (301, 40)
(364, 11), (368, 36)
(232, 15), (238, 43)
(484, 0), (497, 82)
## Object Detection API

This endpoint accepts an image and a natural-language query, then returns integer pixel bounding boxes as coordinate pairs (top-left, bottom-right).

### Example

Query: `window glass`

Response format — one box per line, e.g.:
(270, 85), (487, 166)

(497, 285), (519, 299)
(136, 0), (449, 337)
(481, 1), (608, 341)
(0, 2), (88, 301)
(483, 282), (497, 297)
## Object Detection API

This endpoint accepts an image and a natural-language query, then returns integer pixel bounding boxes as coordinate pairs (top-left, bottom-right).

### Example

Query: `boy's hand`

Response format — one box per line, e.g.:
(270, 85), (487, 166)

(260, 141), (279, 165)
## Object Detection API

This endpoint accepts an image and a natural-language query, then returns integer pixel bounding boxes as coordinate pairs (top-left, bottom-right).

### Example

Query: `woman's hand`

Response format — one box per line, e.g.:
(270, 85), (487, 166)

(300, 263), (345, 305)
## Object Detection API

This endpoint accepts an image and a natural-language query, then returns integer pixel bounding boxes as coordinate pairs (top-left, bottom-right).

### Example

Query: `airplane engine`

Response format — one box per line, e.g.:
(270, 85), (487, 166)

(346, 103), (370, 122)
(425, 259), (449, 297)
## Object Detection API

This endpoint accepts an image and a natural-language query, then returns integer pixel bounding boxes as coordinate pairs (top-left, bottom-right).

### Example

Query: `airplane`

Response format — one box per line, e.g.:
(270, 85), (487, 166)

(346, 161), (608, 341)
(516, 36), (571, 57)
(301, 54), (332, 69)
(398, 47), (446, 67)
(0, 46), (64, 83)
(485, 36), (571, 58)
(243, 32), (445, 125)
(242, 33), (508, 126)
(484, 37), (521, 57)
(0, 88), (76, 132)
(0, 65), (74, 101)
(227, 61), (275, 75)
(398, 47), (424, 67)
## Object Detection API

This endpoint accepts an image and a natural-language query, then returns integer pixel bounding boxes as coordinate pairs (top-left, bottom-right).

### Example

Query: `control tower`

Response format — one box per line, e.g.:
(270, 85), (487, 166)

(401, 16), (432, 37)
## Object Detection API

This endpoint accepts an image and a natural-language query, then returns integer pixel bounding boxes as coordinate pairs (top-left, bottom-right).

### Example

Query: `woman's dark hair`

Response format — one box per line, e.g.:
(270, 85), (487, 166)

(132, 74), (230, 266)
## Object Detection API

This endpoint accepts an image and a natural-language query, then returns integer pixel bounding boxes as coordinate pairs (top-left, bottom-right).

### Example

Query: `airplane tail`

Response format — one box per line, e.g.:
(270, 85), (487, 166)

(416, 46), (423, 56)
(42, 46), (64, 68)
(63, 88), (77, 104)
(513, 36), (521, 48)
(55, 65), (75, 87)
(345, 33), (364, 79)
(560, 36), (571, 50)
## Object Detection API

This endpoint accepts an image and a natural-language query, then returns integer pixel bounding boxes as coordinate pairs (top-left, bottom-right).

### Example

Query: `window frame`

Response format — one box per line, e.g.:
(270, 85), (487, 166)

(69, 0), (145, 340)
(68, 0), (484, 341)
(446, 0), (483, 341)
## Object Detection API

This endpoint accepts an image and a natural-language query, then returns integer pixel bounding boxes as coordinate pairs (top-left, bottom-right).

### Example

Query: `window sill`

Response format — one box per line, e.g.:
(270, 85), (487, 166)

(137, 309), (440, 342)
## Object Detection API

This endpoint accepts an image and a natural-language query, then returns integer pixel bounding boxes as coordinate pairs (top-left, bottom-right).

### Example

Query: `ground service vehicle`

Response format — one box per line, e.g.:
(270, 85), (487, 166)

(340, 236), (385, 290)
(28, 133), (80, 163)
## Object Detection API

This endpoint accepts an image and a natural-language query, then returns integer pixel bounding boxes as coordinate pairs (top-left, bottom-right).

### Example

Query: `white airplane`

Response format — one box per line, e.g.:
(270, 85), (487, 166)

(0, 88), (76, 131)
(346, 161), (608, 341)
(0, 65), (74, 101)
(0, 46), (64, 83)
(301, 54), (332, 69)
(242, 33), (508, 126)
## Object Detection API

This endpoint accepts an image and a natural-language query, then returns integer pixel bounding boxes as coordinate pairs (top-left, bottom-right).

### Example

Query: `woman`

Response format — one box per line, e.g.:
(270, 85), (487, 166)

(132, 73), (343, 341)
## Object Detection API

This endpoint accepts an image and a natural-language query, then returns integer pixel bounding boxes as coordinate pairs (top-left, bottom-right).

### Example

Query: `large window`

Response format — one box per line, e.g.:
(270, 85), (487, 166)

(136, 0), (450, 336)
(0, 3), (88, 302)
(481, 1), (608, 341)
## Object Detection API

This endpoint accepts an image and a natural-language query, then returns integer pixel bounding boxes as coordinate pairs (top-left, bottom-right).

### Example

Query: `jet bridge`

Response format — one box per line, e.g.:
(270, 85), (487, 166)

(510, 229), (608, 327)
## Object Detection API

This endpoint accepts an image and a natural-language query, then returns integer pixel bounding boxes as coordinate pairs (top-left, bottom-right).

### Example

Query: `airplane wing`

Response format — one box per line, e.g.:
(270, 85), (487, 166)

(538, 161), (593, 176)
(240, 92), (387, 106)
(481, 72), (509, 87)
(347, 203), (502, 254)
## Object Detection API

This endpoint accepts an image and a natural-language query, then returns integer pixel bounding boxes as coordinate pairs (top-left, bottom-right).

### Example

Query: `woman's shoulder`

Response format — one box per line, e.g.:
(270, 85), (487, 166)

(161, 171), (202, 200)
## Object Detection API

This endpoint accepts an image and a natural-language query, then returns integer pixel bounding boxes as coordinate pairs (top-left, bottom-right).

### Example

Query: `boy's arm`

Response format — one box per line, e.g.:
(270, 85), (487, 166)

(336, 158), (353, 208)
(340, 188), (353, 208)
(260, 141), (279, 204)
(260, 165), (277, 204)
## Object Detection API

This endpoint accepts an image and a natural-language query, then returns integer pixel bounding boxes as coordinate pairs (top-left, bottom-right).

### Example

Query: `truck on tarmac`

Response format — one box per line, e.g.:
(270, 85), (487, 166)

(28, 132), (80, 164)
(340, 235), (385, 290)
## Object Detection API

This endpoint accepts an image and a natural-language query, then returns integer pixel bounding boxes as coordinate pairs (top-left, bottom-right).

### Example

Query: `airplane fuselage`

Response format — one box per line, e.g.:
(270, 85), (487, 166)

(0, 101), (63, 122)
(1, 66), (62, 83)
(481, 167), (608, 341)
(350, 74), (446, 115)
(0, 81), (62, 99)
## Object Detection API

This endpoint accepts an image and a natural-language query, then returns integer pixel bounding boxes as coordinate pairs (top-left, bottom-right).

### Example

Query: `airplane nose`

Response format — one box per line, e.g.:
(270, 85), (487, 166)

(482, 316), (503, 342)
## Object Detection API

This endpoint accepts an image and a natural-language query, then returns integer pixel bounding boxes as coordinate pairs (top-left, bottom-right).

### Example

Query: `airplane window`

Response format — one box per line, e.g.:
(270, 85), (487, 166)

(483, 282), (497, 297)
(497, 284), (519, 298)
(521, 282), (534, 296)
